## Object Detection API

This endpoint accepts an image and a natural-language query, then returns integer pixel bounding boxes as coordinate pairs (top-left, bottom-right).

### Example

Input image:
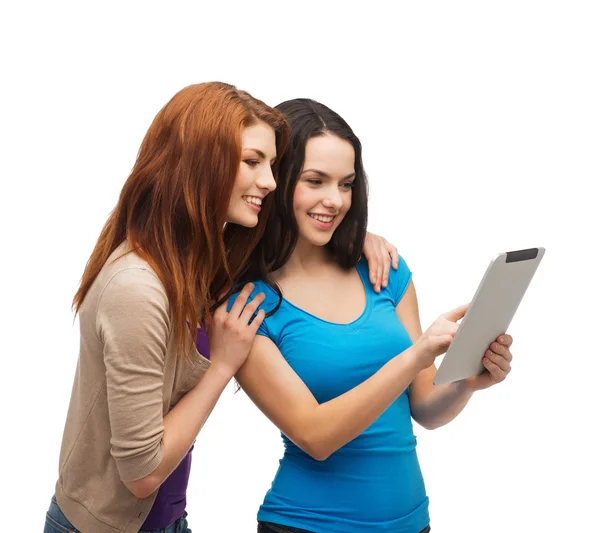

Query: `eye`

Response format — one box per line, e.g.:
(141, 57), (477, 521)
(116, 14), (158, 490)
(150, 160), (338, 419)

(307, 179), (322, 185)
(340, 182), (355, 190)
(244, 159), (260, 168)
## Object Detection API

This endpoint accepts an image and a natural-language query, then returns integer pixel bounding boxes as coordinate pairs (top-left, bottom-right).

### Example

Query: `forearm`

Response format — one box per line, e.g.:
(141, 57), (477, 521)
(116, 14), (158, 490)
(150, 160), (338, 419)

(302, 348), (421, 460)
(159, 364), (231, 472)
(125, 364), (231, 497)
(411, 378), (475, 430)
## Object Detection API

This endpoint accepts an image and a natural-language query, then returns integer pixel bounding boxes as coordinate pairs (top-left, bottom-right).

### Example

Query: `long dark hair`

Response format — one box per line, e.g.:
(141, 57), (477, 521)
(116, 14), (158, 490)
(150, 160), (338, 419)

(238, 98), (368, 301)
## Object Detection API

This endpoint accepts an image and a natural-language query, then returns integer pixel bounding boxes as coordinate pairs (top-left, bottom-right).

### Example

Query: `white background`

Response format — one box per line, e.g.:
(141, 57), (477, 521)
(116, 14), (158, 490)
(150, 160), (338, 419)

(1, 1), (598, 531)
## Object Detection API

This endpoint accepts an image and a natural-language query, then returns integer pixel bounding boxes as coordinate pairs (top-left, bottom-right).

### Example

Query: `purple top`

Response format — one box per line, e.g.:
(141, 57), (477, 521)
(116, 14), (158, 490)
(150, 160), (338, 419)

(141, 327), (210, 530)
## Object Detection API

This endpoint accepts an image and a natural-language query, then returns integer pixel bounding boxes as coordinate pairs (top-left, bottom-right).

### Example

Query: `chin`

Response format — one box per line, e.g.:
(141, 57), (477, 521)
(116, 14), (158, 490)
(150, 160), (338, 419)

(304, 232), (334, 248)
(237, 217), (259, 228)
(226, 212), (259, 228)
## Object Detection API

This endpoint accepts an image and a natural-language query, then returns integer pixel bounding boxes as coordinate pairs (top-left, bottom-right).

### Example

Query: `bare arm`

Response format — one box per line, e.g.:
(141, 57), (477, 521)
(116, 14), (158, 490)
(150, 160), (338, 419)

(123, 364), (232, 498)
(236, 336), (423, 461)
(398, 281), (475, 430)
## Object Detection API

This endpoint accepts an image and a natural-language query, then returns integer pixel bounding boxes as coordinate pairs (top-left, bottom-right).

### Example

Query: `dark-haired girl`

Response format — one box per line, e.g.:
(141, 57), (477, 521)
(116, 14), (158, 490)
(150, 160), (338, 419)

(235, 99), (515, 533)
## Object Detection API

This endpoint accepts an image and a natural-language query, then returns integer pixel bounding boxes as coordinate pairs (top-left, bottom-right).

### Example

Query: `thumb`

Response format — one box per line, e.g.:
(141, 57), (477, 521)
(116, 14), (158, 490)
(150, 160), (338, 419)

(213, 293), (229, 317)
(443, 303), (469, 323)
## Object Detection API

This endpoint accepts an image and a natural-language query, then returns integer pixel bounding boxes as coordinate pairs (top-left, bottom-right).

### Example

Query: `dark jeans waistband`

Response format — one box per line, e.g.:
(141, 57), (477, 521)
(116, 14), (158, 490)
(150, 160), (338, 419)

(258, 521), (431, 533)
(45, 496), (191, 533)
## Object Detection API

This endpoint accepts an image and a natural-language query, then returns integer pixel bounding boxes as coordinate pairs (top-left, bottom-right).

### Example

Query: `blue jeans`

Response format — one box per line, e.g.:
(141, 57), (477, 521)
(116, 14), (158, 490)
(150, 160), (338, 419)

(44, 496), (192, 533)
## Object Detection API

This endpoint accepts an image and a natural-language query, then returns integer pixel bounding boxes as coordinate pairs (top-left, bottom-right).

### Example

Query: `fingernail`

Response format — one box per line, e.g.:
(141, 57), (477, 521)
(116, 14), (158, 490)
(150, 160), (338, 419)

(499, 336), (505, 343)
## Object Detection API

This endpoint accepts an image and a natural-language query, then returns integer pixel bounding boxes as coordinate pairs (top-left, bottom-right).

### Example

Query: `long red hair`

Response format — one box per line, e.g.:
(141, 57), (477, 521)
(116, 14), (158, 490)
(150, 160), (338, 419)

(73, 82), (289, 354)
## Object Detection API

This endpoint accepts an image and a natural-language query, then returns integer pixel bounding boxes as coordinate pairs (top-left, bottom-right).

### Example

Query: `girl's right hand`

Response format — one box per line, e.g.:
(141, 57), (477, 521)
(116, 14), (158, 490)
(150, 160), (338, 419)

(208, 283), (266, 378)
(412, 303), (469, 372)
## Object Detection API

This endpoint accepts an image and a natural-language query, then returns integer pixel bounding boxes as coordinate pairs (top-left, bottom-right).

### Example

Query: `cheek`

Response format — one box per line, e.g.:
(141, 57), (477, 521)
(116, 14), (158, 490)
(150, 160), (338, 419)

(292, 187), (310, 214)
(342, 191), (352, 213)
(233, 165), (252, 192)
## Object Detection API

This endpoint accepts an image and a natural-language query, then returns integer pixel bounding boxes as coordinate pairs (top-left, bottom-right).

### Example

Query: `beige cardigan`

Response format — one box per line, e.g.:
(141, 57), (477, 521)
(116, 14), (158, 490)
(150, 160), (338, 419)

(55, 242), (210, 533)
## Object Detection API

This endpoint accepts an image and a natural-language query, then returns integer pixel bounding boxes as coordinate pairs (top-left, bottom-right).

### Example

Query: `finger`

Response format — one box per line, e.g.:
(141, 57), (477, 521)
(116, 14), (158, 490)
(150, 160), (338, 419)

(378, 246), (387, 288)
(369, 247), (382, 292)
(381, 243), (391, 288)
(249, 308), (266, 333)
(443, 334), (454, 346)
(485, 349), (511, 372)
(436, 334), (454, 351)
(370, 268), (377, 287)
(497, 334), (513, 348)
(239, 292), (266, 325)
(482, 355), (508, 382)
(443, 303), (470, 322)
(365, 244), (377, 285)
(387, 243), (399, 270)
(374, 247), (385, 292)
(444, 321), (460, 336)
(362, 235), (376, 285)
(427, 334), (454, 352)
(490, 342), (513, 363)
(228, 283), (254, 318)
(213, 293), (229, 319)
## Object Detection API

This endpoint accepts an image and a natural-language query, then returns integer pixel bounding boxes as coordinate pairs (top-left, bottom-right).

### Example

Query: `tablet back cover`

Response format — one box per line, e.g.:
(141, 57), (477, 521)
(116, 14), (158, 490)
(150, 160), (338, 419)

(433, 247), (545, 385)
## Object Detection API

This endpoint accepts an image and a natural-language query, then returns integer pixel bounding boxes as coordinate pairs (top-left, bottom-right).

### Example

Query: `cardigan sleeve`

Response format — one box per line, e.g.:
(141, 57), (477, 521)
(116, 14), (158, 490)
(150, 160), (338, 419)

(96, 267), (170, 482)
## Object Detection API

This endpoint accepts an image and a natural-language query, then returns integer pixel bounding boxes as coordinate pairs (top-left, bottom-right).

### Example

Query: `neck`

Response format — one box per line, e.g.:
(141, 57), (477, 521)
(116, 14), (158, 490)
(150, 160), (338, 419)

(277, 238), (333, 278)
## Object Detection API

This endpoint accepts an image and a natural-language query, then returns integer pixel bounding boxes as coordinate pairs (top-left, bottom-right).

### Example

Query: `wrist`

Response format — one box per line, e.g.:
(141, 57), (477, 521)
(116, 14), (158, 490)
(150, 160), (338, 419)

(456, 377), (478, 395)
(206, 361), (235, 384)
(404, 346), (426, 375)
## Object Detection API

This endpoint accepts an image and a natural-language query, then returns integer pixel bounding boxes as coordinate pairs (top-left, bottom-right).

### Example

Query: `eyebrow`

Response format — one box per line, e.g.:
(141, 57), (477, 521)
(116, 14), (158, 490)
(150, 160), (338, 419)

(244, 148), (276, 163)
(301, 169), (356, 180)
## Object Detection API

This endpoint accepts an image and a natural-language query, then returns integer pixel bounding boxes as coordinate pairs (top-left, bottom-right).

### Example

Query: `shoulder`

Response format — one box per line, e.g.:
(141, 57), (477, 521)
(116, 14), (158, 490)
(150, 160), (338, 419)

(358, 252), (411, 278)
(252, 279), (281, 308)
(358, 253), (412, 305)
(228, 279), (284, 342)
(94, 244), (169, 317)
(228, 279), (280, 315)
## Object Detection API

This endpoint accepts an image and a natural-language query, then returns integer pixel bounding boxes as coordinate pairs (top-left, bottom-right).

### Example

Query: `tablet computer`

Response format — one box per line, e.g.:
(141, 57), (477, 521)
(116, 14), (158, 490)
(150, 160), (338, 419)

(433, 247), (545, 385)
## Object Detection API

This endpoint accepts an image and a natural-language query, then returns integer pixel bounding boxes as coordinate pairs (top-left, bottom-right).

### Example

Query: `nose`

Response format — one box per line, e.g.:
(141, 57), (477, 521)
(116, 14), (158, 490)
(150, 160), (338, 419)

(257, 165), (277, 192)
(322, 185), (343, 210)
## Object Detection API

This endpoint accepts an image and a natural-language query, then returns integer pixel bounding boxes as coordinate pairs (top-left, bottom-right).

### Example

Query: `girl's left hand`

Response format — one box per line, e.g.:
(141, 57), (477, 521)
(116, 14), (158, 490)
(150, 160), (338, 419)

(363, 232), (398, 293)
(465, 334), (514, 391)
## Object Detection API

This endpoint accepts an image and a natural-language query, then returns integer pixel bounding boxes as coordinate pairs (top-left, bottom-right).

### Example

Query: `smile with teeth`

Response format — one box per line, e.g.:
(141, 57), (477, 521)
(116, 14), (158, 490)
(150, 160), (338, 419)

(308, 213), (335, 223)
(243, 196), (262, 206)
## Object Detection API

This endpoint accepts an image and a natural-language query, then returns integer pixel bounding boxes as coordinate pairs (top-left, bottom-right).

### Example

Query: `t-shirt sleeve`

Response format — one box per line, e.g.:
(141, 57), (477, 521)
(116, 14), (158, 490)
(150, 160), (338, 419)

(256, 314), (271, 338)
(96, 267), (169, 482)
(227, 282), (278, 340)
(389, 254), (413, 306)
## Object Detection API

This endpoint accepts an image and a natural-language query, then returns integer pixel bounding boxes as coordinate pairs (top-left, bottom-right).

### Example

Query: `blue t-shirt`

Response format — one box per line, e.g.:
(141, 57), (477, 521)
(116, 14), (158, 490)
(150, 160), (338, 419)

(244, 256), (429, 533)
